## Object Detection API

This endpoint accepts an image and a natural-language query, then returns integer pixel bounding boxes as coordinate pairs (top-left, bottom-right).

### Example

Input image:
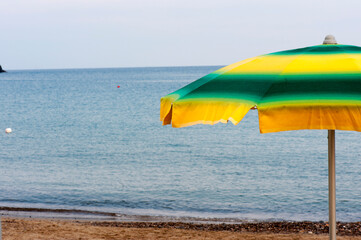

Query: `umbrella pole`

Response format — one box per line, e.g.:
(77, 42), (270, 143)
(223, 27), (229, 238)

(328, 129), (336, 240)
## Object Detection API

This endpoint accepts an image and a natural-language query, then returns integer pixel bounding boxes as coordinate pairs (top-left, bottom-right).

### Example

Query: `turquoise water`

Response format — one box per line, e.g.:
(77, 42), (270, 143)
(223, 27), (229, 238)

(0, 66), (361, 222)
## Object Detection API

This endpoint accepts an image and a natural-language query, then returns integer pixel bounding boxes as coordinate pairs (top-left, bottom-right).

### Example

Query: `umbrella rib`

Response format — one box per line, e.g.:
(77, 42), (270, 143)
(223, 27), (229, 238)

(182, 57), (262, 99)
(257, 47), (315, 106)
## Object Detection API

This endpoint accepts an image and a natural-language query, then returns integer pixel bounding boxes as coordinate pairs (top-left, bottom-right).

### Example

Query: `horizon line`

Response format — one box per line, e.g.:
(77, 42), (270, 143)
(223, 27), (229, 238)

(2, 64), (226, 72)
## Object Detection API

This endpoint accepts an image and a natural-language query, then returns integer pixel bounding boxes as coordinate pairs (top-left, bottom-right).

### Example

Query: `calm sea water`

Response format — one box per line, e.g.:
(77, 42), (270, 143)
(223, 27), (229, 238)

(0, 66), (361, 222)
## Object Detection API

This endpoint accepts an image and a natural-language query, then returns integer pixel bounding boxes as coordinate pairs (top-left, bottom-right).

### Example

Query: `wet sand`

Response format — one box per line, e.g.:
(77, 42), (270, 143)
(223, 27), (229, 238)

(3, 217), (361, 240)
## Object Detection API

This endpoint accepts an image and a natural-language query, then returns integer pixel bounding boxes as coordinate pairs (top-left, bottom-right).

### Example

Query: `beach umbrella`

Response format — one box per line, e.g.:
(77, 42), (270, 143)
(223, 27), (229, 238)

(160, 35), (361, 240)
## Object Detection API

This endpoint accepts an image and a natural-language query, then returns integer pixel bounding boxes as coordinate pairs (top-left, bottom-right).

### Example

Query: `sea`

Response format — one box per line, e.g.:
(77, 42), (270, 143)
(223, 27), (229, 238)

(0, 66), (361, 222)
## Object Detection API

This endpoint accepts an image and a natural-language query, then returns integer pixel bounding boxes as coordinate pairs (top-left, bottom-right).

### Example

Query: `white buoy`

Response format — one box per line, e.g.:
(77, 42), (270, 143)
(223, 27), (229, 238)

(5, 128), (12, 134)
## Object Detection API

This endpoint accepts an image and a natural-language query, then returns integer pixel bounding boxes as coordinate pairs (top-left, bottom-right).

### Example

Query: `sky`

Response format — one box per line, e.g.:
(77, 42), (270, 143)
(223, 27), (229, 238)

(1, 0), (361, 70)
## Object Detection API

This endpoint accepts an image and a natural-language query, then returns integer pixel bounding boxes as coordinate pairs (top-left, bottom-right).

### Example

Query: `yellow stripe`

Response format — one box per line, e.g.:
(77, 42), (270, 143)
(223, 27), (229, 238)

(225, 55), (301, 74)
(170, 100), (254, 128)
(259, 99), (361, 108)
(279, 54), (361, 73)
(223, 54), (361, 74)
(213, 57), (260, 74)
(160, 94), (180, 124)
(258, 105), (361, 133)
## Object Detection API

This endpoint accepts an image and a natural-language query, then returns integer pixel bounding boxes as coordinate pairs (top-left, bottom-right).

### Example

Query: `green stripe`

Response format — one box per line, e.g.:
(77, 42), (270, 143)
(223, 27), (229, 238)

(165, 72), (222, 98)
(180, 75), (276, 102)
(268, 45), (361, 56)
(263, 76), (361, 100)
(175, 73), (361, 104)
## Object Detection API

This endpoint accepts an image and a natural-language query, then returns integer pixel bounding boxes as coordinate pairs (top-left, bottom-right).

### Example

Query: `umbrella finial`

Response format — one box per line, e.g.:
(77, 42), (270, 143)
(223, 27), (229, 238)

(323, 35), (337, 45)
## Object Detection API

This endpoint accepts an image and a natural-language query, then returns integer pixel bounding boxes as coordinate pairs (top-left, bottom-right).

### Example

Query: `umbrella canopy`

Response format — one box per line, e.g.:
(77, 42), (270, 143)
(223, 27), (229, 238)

(161, 39), (361, 133)
(160, 36), (361, 240)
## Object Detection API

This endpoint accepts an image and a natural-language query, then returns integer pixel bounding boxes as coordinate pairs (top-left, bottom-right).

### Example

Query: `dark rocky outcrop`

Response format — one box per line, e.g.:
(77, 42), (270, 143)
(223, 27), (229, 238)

(0, 65), (6, 72)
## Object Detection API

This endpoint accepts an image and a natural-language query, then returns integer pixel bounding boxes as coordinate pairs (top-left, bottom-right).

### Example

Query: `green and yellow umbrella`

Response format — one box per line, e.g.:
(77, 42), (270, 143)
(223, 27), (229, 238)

(160, 35), (361, 239)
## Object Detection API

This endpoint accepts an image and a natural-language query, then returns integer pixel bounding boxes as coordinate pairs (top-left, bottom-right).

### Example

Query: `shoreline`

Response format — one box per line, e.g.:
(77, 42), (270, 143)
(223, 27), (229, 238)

(1, 207), (361, 236)
(0, 206), (249, 223)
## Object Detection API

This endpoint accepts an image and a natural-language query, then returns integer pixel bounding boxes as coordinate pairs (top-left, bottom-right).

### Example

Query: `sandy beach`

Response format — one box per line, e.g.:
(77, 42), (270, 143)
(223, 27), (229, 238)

(3, 217), (361, 240)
